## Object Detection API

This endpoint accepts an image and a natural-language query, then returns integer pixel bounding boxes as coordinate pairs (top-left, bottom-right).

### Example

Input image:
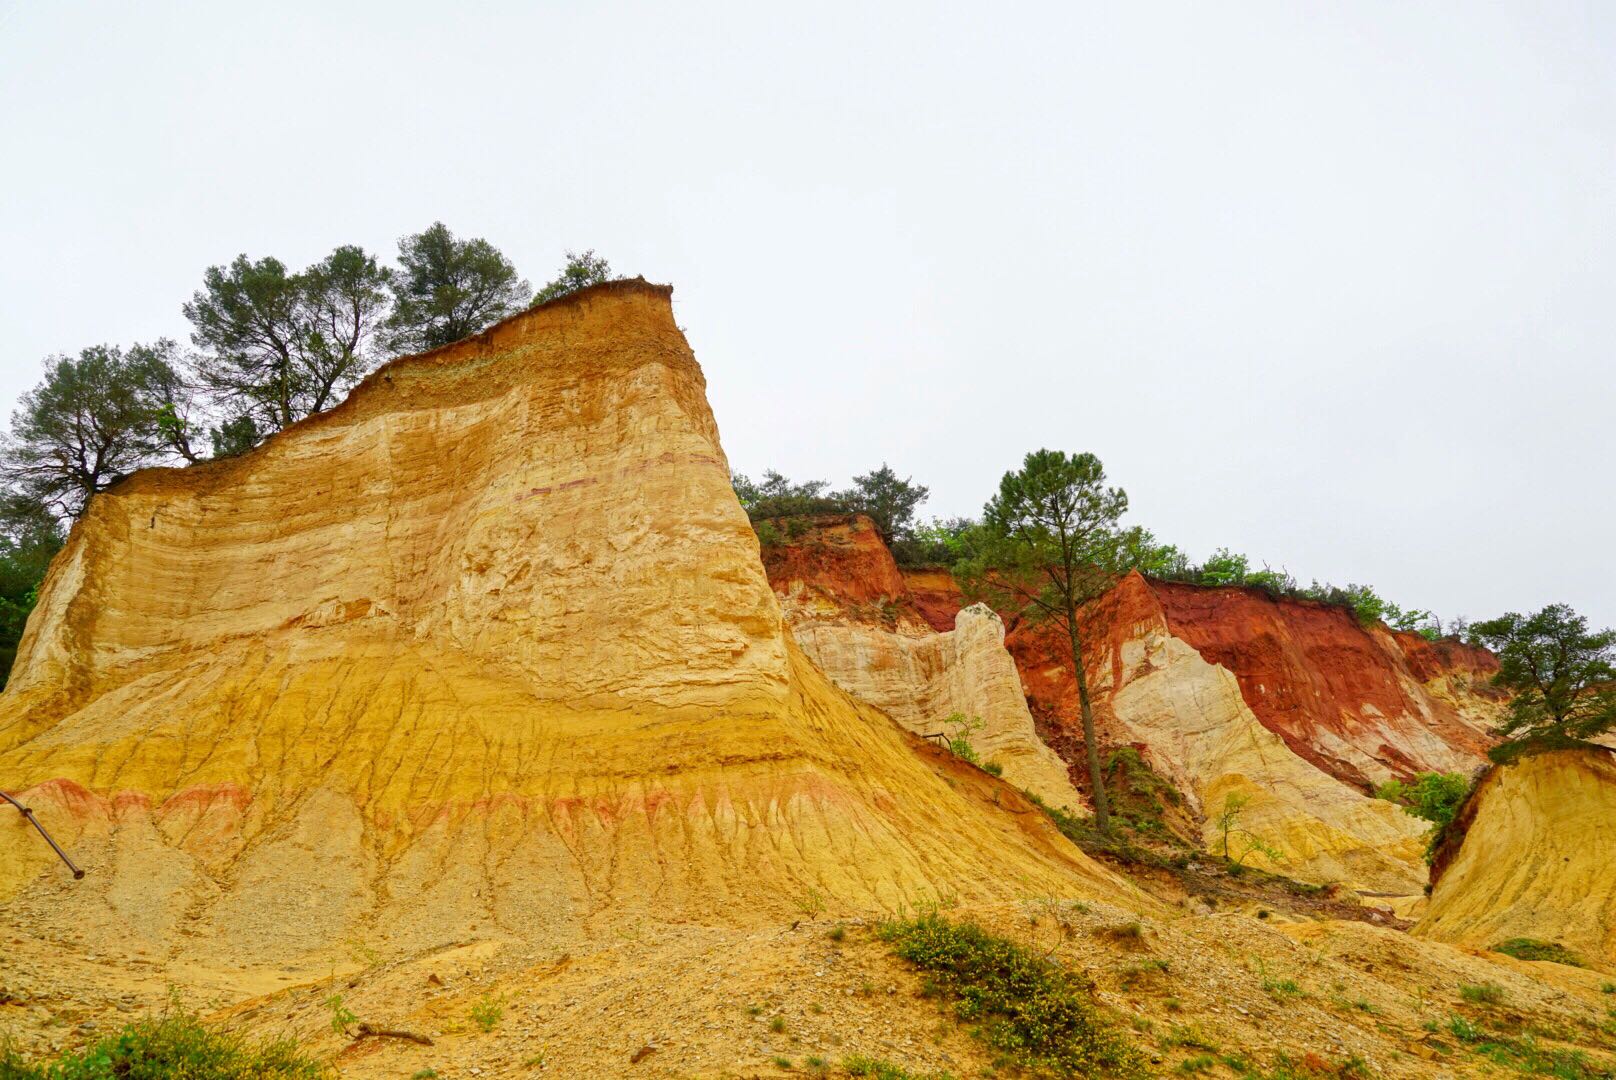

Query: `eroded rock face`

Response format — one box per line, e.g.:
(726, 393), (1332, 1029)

(1074, 576), (1432, 892)
(1146, 582), (1499, 788)
(772, 522), (1502, 893)
(766, 516), (1080, 809)
(1417, 748), (1616, 963)
(0, 283), (1120, 974)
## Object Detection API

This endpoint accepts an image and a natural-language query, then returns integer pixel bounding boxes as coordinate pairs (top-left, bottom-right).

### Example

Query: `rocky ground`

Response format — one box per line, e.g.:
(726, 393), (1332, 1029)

(6, 889), (1613, 1078)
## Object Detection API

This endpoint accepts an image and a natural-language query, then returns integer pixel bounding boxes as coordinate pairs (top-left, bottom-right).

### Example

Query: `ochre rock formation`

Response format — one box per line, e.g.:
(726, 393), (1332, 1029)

(1417, 748), (1616, 963)
(765, 516), (1079, 809)
(771, 521), (1502, 894)
(0, 283), (1122, 973)
(1070, 575), (1433, 892)
(1140, 581), (1498, 787)
(1003, 575), (1502, 891)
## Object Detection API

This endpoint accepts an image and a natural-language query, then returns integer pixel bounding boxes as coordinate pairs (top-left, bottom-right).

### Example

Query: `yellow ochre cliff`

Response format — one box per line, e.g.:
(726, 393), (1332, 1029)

(0, 282), (1124, 975)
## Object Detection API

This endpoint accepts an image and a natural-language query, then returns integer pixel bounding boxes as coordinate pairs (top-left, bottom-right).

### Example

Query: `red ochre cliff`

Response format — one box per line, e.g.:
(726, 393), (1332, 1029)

(763, 522), (1504, 894)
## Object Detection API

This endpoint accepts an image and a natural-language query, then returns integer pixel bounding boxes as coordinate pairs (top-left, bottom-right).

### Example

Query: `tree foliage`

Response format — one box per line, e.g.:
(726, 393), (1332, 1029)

(956, 449), (1143, 832)
(532, 249), (613, 305)
(0, 496), (63, 688)
(1375, 770), (1472, 861)
(732, 469), (850, 521)
(1, 343), (188, 518)
(1471, 604), (1616, 761)
(184, 247), (390, 441)
(842, 463), (928, 545)
(384, 222), (528, 353)
(1147, 545), (1442, 637)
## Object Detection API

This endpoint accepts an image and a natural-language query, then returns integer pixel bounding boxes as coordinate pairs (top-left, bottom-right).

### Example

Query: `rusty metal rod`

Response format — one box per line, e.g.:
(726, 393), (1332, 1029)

(1, 789), (84, 879)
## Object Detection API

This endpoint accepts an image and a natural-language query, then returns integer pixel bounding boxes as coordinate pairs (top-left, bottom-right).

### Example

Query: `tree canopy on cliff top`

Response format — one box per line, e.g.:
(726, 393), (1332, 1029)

(1473, 603), (1616, 762)
(383, 222), (530, 353)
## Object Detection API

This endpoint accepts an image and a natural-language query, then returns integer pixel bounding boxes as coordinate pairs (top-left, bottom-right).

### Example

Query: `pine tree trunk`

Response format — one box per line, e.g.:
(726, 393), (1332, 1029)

(1066, 616), (1110, 832)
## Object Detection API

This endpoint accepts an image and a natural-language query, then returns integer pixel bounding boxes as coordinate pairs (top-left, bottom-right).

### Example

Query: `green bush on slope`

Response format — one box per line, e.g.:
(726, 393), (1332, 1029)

(0, 1012), (329, 1080)
(875, 912), (1143, 1078)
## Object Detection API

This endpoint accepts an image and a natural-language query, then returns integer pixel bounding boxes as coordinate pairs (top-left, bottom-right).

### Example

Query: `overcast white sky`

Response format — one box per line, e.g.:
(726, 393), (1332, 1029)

(1, 2), (1611, 628)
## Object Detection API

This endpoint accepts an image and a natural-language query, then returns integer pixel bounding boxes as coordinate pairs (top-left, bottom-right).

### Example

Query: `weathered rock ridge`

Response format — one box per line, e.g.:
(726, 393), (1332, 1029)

(765, 515), (1079, 809)
(0, 283), (1122, 974)
(1418, 748), (1616, 963)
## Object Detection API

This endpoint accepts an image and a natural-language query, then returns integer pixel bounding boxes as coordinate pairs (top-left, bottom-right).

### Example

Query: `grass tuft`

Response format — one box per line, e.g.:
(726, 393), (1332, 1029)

(1459, 982), (1506, 1005)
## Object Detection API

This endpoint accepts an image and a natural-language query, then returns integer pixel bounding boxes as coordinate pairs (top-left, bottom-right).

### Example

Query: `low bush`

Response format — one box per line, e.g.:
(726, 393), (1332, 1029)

(1491, 938), (1585, 967)
(875, 912), (1143, 1078)
(841, 1056), (955, 1080)
(0, 1012), (329, 1079)
(1459, 982), (1506, 1005)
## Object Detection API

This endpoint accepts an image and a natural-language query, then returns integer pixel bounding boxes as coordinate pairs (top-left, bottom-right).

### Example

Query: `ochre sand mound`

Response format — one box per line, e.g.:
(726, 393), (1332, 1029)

(0, 282), (1125, 981)
(1417, 747), (1616, 964)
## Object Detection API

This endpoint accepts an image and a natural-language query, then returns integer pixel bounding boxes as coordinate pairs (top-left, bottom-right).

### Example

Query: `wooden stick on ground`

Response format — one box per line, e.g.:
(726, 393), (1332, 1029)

(355, 1022), (434, 1046)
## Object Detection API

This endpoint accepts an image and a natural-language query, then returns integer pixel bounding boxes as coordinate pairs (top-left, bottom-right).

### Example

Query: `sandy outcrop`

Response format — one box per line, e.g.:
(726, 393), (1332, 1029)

(0, 282), (1123, 974)
(764, 516), (1080, 809)
(1417, 748), (1616, 964)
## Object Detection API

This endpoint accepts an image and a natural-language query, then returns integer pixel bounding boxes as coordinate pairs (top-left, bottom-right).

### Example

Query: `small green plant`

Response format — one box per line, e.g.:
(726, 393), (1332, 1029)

(1602, 982), (1615, 994)
(469, 994), (504, 1032)
(796, 888), (827, 918)
(1176, 1055), (1217, 1075)
(983, 761), (1004, 777)
(829, 923), (847, 942)
(943, 713), (985, 765)
(841, 1056), (951, 1080)
(1213, 792), (1284, 870)
(1459, 982), (1506, 1005)
(1491, 937), (1585, 966)
(772, 1056), (793, 1070)
(747, 1003), (764, 1016)
(770, 1015), (787, 1034)
(412, 1071), (439, 1079)
(1447, 1013), (1482, 1043)
(876, 913), (1143, 1077)
(1262, 976), (1302, 999)
(324, 992), (356, 1035)
(523, 1052), (547, 1068)
(1118, 959), (1170, 989)
(1159, 1025), (1218, 1052)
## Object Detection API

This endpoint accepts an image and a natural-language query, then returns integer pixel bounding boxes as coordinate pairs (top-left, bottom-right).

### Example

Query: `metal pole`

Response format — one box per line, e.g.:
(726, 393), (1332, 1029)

(0, 790), (84, 879)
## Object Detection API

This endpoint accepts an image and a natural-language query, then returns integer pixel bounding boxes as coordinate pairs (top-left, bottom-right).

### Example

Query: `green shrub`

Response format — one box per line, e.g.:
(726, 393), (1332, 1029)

(840, 1056), (954, 1080)
(1447, 1013), (1482, 1043)
(942, 713), (983, 766)
(1375, 771), (1473, 862)
(1459, 982), (1506, 1005)
(982, 760), (1004, 777)
(469, 994), (504, 1032)
(875, 913), (1143, 1078)
(0, 1012), (330, 1078)
(1491, 938), (1584, 967)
